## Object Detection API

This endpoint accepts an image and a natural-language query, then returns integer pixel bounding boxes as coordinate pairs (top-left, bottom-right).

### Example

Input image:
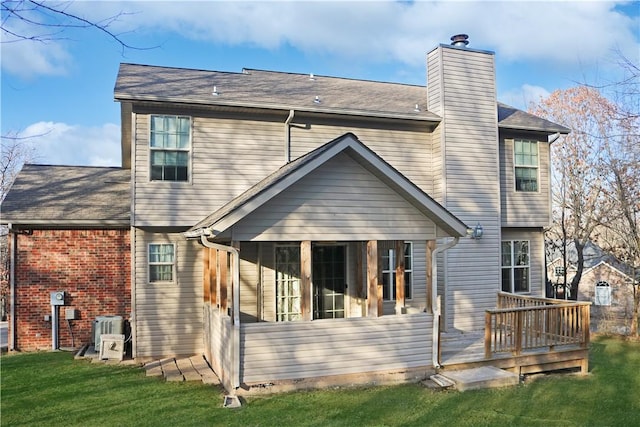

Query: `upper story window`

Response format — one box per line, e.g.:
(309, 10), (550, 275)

(150, 115), (191, 181)
(382, 242), (413, 300)
(501, 240), (530, 293)
(514, 139), (538, 192)
(148, 243), (175, 283)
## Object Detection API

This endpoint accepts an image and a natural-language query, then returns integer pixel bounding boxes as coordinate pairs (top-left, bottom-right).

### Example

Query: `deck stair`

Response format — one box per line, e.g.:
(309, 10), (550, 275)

(435, 366), (519, 391)
(144, 355), (220, 385)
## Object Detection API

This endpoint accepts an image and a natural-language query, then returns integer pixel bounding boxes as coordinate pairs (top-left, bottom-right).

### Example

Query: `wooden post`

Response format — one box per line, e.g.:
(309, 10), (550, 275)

(231, 241), (240, 320)
(394, 240), (405, 315)
(484, 311), (492, 359)
(426, 240), (436, 314)
(514, 310), (523, 355)
(211, 249), (218, 307)
(203, 247), (211, 303)
(301, 241), (312, 321)
(219, 250), (228, 314)
(367, 240), (379, 317)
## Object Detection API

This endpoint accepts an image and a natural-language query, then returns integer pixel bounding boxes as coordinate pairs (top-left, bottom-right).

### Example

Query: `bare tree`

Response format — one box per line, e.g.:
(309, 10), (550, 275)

(1, 0), (139, 52)
(531, 86), (618, 299)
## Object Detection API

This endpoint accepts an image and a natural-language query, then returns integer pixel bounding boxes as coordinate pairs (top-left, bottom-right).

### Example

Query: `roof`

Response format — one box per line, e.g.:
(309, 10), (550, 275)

(115, 64), (440, 123)
(1, 164), (130, 227)
(185, 133), (469, 239)
(115, 63), (568, 134)
(498, 103), (570, 134)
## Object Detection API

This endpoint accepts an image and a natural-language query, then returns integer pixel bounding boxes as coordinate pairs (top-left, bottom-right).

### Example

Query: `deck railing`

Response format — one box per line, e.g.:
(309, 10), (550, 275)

(485, 292), (591, 359)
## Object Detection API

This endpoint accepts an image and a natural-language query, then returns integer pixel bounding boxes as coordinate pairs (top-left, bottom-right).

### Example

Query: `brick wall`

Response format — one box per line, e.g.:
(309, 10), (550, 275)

(10, 229), (130, 351)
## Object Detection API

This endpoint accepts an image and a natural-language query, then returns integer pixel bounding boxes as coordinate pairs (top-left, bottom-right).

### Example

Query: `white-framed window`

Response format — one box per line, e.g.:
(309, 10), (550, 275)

(514, 139), (538, 192)
(381, 242), (413, 300)
(275, 245), (302, 322)
(150, 115), (191, 181)
(501, 240), (530, 293)
(594, 280), (612, 306)
(148, 243), (176, 283)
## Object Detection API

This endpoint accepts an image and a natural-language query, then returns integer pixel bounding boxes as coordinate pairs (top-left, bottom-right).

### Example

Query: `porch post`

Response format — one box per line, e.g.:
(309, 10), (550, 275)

(395, 240), (406, 314)
(219, 250), (228, 313)
(203, 247), (211, 303)
(426, 240), (436, 313)
(367, 240), (380, 317)
(301, 241), (312, 321)
(210, 249), (217, 306)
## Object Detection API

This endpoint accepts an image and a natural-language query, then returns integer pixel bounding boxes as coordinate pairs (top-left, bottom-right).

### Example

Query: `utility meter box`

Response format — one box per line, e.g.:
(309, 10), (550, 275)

(65, 308), (78, 320)
(50, 291), (65, 306)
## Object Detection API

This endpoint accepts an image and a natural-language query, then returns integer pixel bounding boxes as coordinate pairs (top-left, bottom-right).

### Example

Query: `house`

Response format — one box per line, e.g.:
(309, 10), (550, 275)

(547, 241), (638, 334)
(3, 36), (580, 391)
(1, 165), (130, 351)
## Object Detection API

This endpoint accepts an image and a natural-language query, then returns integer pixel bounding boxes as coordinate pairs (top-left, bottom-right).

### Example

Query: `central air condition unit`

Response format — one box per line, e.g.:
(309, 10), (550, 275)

(93, 315), (124, 350)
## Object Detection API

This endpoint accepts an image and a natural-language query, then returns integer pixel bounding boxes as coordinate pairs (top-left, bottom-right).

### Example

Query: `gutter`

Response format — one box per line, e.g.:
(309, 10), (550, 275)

(284, 110), (295, 163)
(431, 236), (460, 369)
(198, 232), (241, 391)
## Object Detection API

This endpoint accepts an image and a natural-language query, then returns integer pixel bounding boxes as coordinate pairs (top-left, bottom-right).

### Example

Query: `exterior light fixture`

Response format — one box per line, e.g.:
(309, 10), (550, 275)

(468, 223), (483, 239)
(314, 96), (321, 104)
(212, 86), (219, 96)
(414, 104), (420, 112)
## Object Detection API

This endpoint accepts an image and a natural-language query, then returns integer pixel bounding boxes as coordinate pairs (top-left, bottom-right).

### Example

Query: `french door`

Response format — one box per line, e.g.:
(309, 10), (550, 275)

(312, 245), (346, 319)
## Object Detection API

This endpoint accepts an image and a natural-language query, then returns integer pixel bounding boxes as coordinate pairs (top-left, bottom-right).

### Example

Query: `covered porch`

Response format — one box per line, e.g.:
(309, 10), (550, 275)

(440, 292), (591, 376)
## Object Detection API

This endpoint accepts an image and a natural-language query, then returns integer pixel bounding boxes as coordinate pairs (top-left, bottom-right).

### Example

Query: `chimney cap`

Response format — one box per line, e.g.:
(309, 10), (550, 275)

(450, 34), (469, 47)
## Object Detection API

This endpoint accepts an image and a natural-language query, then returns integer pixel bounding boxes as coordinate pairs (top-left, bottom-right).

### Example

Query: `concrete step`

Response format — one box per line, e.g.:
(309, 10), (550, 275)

(439, 366), (519, 391)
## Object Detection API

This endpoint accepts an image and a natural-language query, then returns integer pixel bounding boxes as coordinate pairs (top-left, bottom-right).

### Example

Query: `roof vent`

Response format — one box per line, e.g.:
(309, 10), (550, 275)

(309, 73), (315, 81)
(212, 85), (219, 96)
(450, 34), (469, 47)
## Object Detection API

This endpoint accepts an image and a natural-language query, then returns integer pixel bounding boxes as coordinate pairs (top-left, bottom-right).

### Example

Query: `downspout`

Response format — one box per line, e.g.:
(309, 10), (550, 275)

(8, 224), (16, 351)
(431, 236), (460, 368)
(284, 109), (295, 163)
(199, 233), (241, 391)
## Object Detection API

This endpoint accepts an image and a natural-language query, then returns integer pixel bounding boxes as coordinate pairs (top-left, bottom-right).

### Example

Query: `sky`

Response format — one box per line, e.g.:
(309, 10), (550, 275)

(1, 0), (639, 167)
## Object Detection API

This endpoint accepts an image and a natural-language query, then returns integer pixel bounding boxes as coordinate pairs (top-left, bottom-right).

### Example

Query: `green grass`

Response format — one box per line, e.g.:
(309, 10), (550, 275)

(1, 336), (639, 426)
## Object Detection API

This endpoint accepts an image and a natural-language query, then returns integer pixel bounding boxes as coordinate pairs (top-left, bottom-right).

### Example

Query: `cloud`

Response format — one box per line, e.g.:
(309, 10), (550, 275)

(3, 1), (638, 78)
(500, 84), (551, 111)
(18, 122), (121, 167)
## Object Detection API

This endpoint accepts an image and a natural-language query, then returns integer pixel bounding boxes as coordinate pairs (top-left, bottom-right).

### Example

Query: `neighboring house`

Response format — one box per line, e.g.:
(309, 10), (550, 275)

(547, 241), (638, 334)
(1, 165), (131, 351)
(3, 37), (571, 390)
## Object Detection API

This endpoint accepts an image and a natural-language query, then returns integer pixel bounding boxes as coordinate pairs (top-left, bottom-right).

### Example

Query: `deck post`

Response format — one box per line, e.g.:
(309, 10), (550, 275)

(484, 311), (492, 359)
(514, 310), (523, 355)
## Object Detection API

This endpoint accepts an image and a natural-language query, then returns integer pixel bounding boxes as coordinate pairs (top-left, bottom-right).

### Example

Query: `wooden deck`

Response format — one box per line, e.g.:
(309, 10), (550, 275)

(439, 293), (591, 376)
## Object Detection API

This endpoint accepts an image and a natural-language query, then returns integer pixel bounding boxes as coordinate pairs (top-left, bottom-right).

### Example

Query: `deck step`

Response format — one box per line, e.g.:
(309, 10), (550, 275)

(439, 366), (519, 391)
(429, 374), (456, 388)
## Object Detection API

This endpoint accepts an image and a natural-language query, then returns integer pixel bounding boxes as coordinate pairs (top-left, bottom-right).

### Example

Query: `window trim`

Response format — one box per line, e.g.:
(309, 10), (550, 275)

(381, 242), (413, 301)
(513, 139), (539, 192)
(501, 240), (530, 294)
(149, 114), (192, 183)
(148, 243), (176, 284)
(594, 280), (612, 306)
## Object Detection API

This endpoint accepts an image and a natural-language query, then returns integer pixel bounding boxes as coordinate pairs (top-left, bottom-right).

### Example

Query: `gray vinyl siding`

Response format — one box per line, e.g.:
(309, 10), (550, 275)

(500, 135), (552, 227)
(427, 45), (502, 332)
(204, 306), (233, 390)
(239, 242), (261, 323)
(239, 314), (433, 384)
(501, 228), (545, 297)
(132, 111), (285, 227)
(290, 123), (434, 196)
(230, 152), (437, 242)
(133, 228), (203, 357)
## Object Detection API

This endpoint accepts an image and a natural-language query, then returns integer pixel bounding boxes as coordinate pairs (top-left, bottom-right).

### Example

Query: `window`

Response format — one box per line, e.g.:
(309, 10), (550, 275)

(595, 281), (612, 306)
(501, 241), (530, 293)
(275, 246), (302, 321)
(514, 139), (538, 192)
(150, 115), (190, 181)
(149, 243), (175, 282)
(382, 242), (413, 300)
(554, 266), (565, 277)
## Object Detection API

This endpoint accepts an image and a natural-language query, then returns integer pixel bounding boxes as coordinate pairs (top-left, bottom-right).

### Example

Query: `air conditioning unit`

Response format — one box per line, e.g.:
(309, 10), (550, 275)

(93, 315), (124, 349)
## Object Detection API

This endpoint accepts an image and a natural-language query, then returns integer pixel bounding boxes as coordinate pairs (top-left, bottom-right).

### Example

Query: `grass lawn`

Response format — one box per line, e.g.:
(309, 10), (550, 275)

(1, 336), (639, 427)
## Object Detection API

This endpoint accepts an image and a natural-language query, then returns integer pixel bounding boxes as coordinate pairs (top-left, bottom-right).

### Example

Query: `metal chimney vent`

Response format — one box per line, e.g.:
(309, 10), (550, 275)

(450, 34), (469, 47)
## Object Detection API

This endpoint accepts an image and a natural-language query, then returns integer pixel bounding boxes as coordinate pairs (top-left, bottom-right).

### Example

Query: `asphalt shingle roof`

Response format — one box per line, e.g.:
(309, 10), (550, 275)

(1, 165), (130, 226)
(115, 63), (570, 134)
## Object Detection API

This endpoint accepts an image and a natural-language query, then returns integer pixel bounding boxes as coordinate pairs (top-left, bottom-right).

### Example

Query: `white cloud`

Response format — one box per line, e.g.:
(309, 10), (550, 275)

(500, 84), (551, 111)
(3, 1), (638, 78)
(19, 122), (121, 167)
